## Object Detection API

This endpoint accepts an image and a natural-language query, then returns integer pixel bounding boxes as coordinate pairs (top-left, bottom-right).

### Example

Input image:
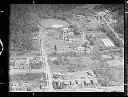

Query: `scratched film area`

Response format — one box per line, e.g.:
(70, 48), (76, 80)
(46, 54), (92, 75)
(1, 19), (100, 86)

(9, 4), (124, 92)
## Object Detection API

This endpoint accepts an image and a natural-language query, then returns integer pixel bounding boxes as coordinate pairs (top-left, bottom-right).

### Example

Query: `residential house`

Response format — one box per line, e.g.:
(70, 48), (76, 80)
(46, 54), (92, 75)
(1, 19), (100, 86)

(51, 70), (99, 90)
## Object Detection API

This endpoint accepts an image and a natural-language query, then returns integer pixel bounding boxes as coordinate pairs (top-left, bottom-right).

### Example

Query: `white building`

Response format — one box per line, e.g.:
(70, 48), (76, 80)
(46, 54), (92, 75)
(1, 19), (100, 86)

(50, 57), (58, 61)
(77, 46), (85, 51)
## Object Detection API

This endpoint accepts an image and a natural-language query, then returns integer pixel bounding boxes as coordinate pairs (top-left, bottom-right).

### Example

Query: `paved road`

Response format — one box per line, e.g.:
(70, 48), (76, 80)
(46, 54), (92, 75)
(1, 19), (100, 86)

(52, 88), (104, 92)
(98, 86), (124, 92)
(39, 27), (53, 91)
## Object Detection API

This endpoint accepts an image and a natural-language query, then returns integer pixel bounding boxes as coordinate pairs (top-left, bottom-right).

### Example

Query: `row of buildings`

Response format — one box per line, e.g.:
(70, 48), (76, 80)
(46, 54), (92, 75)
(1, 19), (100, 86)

(39, 18), (123, 65)
(9, 55), (52, 92)
(39, 18), (120, 55)
(45, 30), (118, 56)
(9, 56), (46, 71)
(9, 27), (54, 91)
(51, 70), (99, 90)
(9, 17), (124, 92)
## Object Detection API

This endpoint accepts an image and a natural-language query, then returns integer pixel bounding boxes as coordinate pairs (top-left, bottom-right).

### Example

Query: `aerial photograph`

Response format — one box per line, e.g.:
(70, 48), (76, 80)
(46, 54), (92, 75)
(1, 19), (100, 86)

(9, 4), (124, 92)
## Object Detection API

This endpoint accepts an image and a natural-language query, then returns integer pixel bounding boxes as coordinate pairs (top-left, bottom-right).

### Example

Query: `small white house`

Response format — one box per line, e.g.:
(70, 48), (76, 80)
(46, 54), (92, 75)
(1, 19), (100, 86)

(50, 57), (57, 61)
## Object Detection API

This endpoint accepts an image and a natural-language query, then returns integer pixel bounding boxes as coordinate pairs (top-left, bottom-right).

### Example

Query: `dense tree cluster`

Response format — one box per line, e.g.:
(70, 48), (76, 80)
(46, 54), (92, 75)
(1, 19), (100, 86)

(22, 24), (39, 34)
(95, 4), (124, 34)
(10, 5), (41, 52)
(10, 4), (124, 54)
(10, 34), (38, 51)
(38, 9), (55, 19)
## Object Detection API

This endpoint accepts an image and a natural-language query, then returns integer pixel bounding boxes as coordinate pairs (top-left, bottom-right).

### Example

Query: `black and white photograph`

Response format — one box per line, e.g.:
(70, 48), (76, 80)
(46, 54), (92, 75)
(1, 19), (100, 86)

(8, 4), (124, 93)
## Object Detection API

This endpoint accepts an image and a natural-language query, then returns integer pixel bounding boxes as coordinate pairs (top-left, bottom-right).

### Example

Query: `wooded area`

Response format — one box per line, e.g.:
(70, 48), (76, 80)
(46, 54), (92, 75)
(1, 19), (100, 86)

(10, 4), (124, 52)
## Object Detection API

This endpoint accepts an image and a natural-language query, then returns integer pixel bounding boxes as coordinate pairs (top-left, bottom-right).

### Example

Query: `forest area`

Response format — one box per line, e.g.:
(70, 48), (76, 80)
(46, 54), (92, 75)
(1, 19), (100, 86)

(10, 4), (124, 52)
